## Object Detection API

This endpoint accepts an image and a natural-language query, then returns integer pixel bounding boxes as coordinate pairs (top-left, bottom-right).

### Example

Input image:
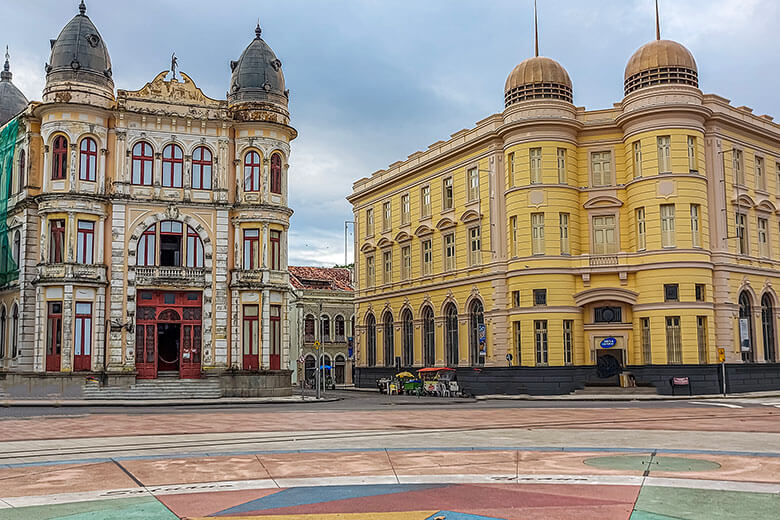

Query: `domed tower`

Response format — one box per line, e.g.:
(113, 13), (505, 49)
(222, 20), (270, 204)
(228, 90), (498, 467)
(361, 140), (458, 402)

(0, 48), (28, 126)
(43, 1), (114, 107)
(504, 56), (572, 108)
(624, 39), (697, 96)
(228, 23), (290, 124)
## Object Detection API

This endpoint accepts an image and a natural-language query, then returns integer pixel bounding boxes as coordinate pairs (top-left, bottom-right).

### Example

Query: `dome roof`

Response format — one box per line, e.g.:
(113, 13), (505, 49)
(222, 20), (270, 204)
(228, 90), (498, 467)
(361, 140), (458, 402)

(46, 1), (113, 91)
(624, 39), (698, 95)
(0, 51), (28, 126)
(228, 24), (287, 109)
(504, 56), (572, 108)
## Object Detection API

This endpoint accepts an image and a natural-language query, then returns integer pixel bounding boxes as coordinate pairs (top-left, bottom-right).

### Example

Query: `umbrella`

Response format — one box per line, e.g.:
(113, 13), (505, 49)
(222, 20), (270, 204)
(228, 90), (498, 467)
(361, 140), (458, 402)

(395, 371), (415, 378)
(319, 365), (333, 370)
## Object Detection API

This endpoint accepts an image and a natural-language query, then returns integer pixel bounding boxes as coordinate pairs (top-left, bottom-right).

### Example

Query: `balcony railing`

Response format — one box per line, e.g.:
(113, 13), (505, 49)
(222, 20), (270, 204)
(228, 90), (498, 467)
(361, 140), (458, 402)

(589, 255), (620, 267)
(231, 269), (289, 286)
(36, 263), (108, 283)
(135, 266), (206, 286)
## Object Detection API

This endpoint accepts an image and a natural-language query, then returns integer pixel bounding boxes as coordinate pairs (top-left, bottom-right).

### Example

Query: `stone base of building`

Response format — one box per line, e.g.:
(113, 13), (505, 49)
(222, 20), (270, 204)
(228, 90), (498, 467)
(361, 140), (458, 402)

(355, 364), (780, 396)
(219, 370), (293, 397)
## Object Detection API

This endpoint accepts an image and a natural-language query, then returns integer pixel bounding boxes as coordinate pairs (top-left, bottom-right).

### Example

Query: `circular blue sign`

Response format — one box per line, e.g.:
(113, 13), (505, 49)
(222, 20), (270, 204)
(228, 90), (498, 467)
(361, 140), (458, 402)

(600, 337), (617, 348)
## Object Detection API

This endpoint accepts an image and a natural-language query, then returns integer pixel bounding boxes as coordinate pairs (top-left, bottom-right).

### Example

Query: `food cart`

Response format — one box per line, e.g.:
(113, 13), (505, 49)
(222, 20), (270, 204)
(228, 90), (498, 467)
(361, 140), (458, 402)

(395, 371), (422, 395)
(417, 367), (456, 396)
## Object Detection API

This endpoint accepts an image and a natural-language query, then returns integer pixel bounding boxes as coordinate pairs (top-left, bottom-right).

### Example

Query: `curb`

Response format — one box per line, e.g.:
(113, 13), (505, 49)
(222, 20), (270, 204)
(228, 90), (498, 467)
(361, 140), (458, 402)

(474, 392), (780, 401)
(0, 397), (343, 407)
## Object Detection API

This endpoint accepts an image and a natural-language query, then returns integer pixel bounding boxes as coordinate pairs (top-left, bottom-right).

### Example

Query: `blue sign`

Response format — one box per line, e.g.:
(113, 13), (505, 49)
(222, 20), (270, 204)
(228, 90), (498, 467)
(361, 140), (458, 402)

(600, 337), (617, 348)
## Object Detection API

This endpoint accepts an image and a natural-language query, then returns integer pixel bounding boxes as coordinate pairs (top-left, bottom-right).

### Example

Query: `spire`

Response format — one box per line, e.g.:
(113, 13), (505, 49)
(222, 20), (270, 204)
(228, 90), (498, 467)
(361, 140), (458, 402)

(534, 0), (539, 57)
(255, 19), (262, 39)
(79, 0), (86, 16)
(655, 0), (661, 40)
(1, 46), (11, 81)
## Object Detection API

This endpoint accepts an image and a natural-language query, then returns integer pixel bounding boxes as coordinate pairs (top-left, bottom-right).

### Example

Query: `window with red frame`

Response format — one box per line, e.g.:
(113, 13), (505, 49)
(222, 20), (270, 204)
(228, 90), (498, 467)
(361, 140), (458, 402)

(304, 314), (315, 343)
(74, 302), (92, 371)
(270, 153), (282, 194)
(138, 224), (156, 266)
(52, 136), (68, 180)
(79, 137), (97, 181)
(192, 146), (212, 190)
(131, 142), (153, 185)
(159, 220), (183, 266)
(162, 144), (183, 188)
(244, 151), (261, 192)
(76, 221), (95, 264)
(186, 226), (204, 268)
(243, 229), (260, 269)
(49, 220), (65, 263)
(270, 305), (281, 369)
(270, 230), (281, 270)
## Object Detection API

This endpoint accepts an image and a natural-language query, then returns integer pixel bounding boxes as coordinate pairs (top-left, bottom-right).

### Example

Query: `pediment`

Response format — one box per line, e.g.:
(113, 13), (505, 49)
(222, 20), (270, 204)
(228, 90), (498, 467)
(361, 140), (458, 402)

(436, 217), (456, 230)
(460, 209), (482, 223)
(414, 224), (434, 237)
(573, 287), (639, 307)
(394, 231), (412, 243)
(360, 242), (376, 253)
(117, 70), (224, 108)
(583, 195), (623, 209)
(734, 193), (756, 208)
(377, 237), (393, 248)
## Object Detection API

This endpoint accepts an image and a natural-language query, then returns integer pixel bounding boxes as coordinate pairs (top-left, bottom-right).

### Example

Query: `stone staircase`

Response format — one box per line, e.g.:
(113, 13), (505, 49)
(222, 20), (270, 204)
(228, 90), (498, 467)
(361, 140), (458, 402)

(83, 373), (222, 400)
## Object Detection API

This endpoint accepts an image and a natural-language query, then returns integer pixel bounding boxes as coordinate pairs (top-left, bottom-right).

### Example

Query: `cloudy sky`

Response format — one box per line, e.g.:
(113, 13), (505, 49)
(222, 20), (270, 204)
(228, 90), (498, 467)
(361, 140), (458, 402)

(4, 0), (778, 266)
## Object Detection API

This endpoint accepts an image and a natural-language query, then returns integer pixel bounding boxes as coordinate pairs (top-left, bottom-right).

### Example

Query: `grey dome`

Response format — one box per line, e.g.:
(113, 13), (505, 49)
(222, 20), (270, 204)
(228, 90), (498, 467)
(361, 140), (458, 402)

(46, 1), (113, 91)
(228, 24), (288, 108)
(0, 51), (28, 126)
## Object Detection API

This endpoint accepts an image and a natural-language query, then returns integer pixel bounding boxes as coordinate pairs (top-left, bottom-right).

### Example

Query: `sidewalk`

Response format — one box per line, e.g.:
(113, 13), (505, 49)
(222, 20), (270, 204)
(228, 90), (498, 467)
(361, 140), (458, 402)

(475, 390), (780, 401)
(0, 395), (342, 407)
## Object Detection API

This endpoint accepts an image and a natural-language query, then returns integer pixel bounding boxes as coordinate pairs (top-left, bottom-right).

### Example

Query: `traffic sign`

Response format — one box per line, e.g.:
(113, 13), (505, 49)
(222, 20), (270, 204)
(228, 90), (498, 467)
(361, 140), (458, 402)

(314, 341), (320, 350)
(717, 347), (726, 363)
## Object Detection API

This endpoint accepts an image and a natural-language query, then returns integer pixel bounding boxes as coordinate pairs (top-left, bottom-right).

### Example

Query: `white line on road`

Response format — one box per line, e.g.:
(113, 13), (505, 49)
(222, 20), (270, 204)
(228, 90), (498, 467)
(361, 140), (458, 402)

(688, 401), (743, 408)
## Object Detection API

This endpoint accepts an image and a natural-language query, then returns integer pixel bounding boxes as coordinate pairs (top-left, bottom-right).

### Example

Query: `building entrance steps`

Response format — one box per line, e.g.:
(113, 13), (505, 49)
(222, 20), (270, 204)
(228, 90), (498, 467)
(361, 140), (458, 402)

(82, 377), (222, 400)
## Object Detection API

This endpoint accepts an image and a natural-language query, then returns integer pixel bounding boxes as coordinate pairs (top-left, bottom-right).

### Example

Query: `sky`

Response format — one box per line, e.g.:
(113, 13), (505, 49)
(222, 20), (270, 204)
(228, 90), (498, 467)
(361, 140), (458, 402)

(3, 0), (778, 266)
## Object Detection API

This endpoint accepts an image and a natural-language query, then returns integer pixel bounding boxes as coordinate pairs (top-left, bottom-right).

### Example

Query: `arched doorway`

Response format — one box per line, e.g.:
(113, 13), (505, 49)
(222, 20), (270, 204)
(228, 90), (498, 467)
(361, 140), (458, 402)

(739, 291), (755, 362)
(469, 300), (485, 365)
(422, 306), (435, 366)
(444, 303), (459, 366)
(157, 309), (181, 373)
(304, 354), (315, 385)
(402, 309), (414, 367)
(761, 294), (776, 362)
(383, 312), (394, 367)
(366, 313), (376, 367)
(335, 354), (346, 384)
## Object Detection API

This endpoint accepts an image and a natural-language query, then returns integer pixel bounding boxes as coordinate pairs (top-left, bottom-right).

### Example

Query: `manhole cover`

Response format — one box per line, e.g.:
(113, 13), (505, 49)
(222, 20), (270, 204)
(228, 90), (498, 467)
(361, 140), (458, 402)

(584, 455), (721, 472)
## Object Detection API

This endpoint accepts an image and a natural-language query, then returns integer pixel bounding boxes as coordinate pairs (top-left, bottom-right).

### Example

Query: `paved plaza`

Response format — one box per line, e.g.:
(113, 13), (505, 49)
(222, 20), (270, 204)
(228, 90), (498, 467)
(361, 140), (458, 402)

(0, 393), (779, 519)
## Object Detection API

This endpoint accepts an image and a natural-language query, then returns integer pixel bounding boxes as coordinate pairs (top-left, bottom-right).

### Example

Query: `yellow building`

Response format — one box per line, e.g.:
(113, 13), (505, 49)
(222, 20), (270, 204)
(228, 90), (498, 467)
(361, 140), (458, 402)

(348, 21), (780, 394)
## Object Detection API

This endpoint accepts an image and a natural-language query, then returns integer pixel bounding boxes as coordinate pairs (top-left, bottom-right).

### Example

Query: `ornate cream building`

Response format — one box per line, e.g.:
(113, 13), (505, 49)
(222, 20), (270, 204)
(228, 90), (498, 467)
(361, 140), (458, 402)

(348, 13), (780, 394)
(0, 2), (296, 394)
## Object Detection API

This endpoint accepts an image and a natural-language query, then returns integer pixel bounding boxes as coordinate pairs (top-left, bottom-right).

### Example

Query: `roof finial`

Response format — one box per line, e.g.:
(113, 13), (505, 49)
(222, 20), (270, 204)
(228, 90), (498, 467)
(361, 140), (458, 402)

(1, 46), (10, 80)
(655, 0), (661, 40)
(255, 19), (262, 39)
(534, 0), (539, 57)
(79, 0), (86, 15)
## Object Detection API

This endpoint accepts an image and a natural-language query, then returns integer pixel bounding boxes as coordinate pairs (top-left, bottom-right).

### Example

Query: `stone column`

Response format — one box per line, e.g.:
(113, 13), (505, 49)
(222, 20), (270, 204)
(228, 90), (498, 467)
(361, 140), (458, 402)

(261, 289), (270, 368)
(261, 223), (269, 268)
(96, 217), (106, 264)
(99, 148), (108, 195)
(108, 202), (128, 370)
(61, 284), (74, 372)
(66, 212), (76, 262)
(94, 286), (107, 371)
(213, 209), (230, 367)
(33, 285), (44, 372)
(42, 145), (50, 193)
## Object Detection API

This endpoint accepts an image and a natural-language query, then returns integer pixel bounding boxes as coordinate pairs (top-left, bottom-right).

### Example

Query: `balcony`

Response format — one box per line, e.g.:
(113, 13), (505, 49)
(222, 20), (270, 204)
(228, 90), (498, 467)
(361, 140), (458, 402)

(231, 269), (289, 288)
(35, 263), (108, 284)
(589, 255), (620, 267)
(134, 266), (206, 287)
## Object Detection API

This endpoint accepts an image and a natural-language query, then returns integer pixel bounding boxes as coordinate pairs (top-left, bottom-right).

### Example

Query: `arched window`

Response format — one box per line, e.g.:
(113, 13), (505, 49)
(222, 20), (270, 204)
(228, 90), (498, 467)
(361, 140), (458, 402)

(0, 306), (6, 359)
(304, 354), (316, 383)
(422, 306), (435, 366)
(402, 309), (413, 367)
(334, 354), (346, 384)
(162, 144), (183, 188)
(131, 141), (154, 186)
(321, 315), (331, 342)
(366, 313), (376, 367)
(304, 314), (316, 342)
(469, 300), (485, 365)
(335, 315), (345, 342)
(739, 291), (754, 363)
(383, 312), (394, 367)
(761, 294), (776, 362)
(186, 226), (204, 268)
(137, 224), (156, 266)
(79, 137), (97, 181)
(244, 151), (261, 192)
(51, 135), (68, 180)
(192, 146), (212, 190)
(12, 231), (19, 271)
(445, 303), (459, 366)
(11, 304), (18, 358)
(270, 153), (282, 194)
(17, 149), (25, 192)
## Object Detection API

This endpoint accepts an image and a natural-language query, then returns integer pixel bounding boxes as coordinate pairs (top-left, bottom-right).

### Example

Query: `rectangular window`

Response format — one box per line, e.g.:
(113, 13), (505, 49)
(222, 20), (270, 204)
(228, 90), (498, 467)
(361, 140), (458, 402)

(591, 151), (612, 186)
(420, 186), (431, 218)
(666, 316), (682, 364)
(736, 213), (747, 255)
(531, 213), (545, 255)
(49, 219), (65, 263)
(559, 213), (570, 255)
(468, 167), (479, 201)
(530, 148), (542, 184)
(366, 208), (374, 235)
(243, 229), (260, 269)
(366, 255), (374, 287)
(534, 320), (548, 366)
(758, 217), (769, 257)
(633, 141), (642, 178)
(401, 245), (411, 280)
(636, 207), (646, 251)
(512, 290), (520, 307)
(444, 233), (456, 271)
(514, 321), (521, 364)
(690, 204), (701, 248)
(734, 149), (744, 185)
(421, 239), (432, 276)
(657, 136), (671, 173)
(508, 152), (515, 186)
(687, 136), (697, 173)
(382, 201), (391, 231)
(443, 177), (453, 210)
(594, 306), (622, 323)
(557, 148), (567, 184)
(664, 283), (679, 302)
(533, 288), (547, 306)
(469, 226), (481, 266)
(697, 316), (708, 363)
(76, 220), (94, 264)
(510, 216), (517, 257)
(756, 156), (765, 191)
(400, 193), (410, 225)
(695, 284), (705, 302)
(383, 250), (392, 284)
(74, 302), (92, 358)
(592, 215), (617, 255)
(563, 320), (573, 365)
(242, 305), (259, 356)
(777, 162), (780, 196)
(641, 317), (651, 364)
(138, 225), (156, 266)
(269, 230), (281, 270)
(660, 204), (676, 248)
(186, 227), (204, 268)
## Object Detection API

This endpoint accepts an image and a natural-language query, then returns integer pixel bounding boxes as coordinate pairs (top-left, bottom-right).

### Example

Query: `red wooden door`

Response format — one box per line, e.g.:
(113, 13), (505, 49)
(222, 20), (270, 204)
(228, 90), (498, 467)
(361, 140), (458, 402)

(136, 305), (157, 379)
(242, 304), (260, 370)
(45, 302), (62, 372)
(73, 302), (92, 371)
(270, 304), (281, 370)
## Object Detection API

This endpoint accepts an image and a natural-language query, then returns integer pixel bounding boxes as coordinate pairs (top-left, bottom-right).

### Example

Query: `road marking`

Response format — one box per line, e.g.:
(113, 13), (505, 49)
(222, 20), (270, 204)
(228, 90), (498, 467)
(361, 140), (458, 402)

(688, 401), (743, 408)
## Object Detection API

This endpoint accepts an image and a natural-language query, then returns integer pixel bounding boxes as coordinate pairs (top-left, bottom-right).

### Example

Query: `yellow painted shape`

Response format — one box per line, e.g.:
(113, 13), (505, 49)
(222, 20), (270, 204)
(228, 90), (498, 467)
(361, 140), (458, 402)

(196, 512), (438, 520)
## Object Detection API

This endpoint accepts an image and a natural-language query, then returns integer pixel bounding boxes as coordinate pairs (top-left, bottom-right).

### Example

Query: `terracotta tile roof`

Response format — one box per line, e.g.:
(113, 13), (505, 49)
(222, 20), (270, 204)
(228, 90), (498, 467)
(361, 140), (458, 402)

(289, 266), (354, 292)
